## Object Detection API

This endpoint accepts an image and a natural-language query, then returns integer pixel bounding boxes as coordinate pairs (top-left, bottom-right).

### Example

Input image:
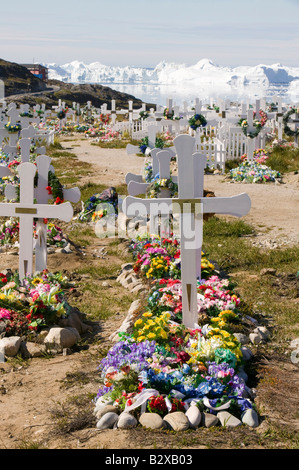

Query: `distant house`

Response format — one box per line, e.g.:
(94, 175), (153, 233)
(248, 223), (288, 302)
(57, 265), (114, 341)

(21, 64), (48, 82)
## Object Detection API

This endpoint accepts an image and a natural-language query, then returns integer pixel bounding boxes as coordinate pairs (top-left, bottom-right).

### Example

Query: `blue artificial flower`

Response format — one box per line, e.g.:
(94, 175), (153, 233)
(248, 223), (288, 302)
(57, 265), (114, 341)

(196, 381), (211, 397)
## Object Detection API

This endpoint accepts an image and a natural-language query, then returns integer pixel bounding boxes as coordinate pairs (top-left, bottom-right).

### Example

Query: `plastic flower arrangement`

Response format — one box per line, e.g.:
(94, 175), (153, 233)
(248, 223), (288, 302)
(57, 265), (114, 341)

(229, 161), (281, 183)
(95, 231), (256, 420)
(5, 122), (22, 133)
(238, 110), (268, 138)
(240, 148), (269, 165)
(0, 270), (71, 335)
(57, 107), (68, 120)
(283, 108), (299, 138)
(139, 136), (165, 154)
(188, 113), (207, 130)
(78, 187), (118, 222)
(133, 311), (171, 343)
(146, 177), (178, 199)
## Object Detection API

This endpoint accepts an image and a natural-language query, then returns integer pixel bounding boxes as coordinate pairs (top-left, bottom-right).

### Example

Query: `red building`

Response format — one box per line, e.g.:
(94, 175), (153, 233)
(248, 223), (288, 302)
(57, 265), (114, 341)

(21, 64), (48, 82)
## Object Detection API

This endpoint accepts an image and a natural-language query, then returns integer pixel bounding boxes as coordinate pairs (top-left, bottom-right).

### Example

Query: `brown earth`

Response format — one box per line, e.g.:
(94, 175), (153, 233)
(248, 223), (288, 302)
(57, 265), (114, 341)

(0, 137), (298, 451)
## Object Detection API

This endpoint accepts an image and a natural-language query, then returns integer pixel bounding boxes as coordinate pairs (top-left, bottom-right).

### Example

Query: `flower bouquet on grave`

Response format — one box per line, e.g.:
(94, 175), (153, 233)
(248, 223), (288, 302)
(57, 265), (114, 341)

(78, 187), (118, 222)
(241, 148), (269, 164)
(0, 217), (19, 246)
(75, 125), (90, 133)
(229, 161), (281, 183)
(188, 113), (207, 130)
(238, 110), (268, 138)
(0, 269), (71, 335)
(5, 122), (22, 133)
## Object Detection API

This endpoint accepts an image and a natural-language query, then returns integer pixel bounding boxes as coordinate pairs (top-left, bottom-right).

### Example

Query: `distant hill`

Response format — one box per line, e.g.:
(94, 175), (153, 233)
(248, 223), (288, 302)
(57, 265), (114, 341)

(0, 58), (47, 95)
(0, 58), (155, 110)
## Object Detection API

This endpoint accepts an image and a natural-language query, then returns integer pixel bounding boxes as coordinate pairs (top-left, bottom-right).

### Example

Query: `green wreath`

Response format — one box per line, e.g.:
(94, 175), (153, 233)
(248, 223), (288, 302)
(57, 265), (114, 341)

(283, 108), (299, 137)
(188, 113), (207, 130)
(238, 110), (268, 139)
(5, 123), (21, 133)
(146, 178), (178, 199)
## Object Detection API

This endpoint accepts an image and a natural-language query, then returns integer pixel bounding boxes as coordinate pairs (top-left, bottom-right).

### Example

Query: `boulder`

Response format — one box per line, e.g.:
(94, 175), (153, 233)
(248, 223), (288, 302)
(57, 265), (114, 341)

(95, 405), (120, 420)
(185, 406), (201, 429)
(96, 412), (119, 430)
(241, 408), (259, 427)
(139, 412), (166, 430)
(163, 412), (190, 431)
(58, 309), (91, 334)
(44, 327), (80, 351)
(0, 336), (22, 357)
(117, 412), (138, 429)
(201, 412), (219, 428)
(217, 411), (241, 428)
(20, 341), (47, 358)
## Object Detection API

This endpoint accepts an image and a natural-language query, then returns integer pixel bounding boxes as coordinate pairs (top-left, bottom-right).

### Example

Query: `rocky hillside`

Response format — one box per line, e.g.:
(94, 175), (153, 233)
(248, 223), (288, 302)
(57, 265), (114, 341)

(0, 58), (155, 110)
(0, 58), (47, 95)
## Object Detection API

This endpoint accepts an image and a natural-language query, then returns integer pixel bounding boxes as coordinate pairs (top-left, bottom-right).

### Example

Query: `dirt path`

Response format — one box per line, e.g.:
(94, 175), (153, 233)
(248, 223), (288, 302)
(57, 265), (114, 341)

(67, 137), (299, 245)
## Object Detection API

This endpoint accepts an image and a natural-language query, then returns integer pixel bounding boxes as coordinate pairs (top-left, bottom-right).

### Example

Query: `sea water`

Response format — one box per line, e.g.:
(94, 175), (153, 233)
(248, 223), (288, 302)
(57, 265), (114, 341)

(94, 81), (299, 107)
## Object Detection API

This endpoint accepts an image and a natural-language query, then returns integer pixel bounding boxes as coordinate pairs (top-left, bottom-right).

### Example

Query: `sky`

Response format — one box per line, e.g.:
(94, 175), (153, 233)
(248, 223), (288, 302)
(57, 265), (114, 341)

(0, 0), (298, 68)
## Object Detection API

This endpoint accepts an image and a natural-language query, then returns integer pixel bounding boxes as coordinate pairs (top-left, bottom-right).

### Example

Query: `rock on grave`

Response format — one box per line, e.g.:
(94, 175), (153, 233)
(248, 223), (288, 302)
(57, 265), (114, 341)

(201, 412), (219, 428)
(185, 406), (202, 429)
(241, 408), (259, 427)
(0, 336), (22, 357)
(117, 412), (138, 429)
(139, 412), (166, 430)
(217, 411), (241, 428)
(95, 404), (120, 421)
(44, 327), (80, 351)
(163, 411), (190, 431)
(96, 412), (119, 430)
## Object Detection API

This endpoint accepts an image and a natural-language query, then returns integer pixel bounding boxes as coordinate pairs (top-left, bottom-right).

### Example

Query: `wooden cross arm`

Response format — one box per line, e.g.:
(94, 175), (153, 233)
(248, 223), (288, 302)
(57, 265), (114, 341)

(123, 193), (251, 219)
(0, 201), (74, 222)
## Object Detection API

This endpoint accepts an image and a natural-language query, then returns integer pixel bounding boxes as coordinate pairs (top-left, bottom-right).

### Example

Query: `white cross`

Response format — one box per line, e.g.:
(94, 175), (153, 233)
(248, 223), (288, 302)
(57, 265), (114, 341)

(122, 134), (251, 328)
(0, 162), (73, 281)
(5, 154), (81, 273)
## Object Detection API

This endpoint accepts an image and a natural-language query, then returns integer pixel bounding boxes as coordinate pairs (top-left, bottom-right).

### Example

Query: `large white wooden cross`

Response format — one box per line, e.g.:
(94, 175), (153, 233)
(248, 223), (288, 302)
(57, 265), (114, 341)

(123, 134), (251, 328)
(0, 162), (74, 281)
(5, 155), (81, 273)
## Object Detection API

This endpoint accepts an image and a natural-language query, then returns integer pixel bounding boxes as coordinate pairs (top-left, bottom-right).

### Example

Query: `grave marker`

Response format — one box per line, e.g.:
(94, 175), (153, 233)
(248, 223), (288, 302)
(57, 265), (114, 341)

(123, 134), (251, 328)
(0, 162), (73, 280)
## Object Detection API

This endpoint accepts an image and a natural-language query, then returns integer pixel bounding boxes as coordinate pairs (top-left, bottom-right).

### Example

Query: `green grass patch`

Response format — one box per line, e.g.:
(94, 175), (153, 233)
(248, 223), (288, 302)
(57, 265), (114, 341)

(266, 146), (299, 174)
(203, 216), (299, 342)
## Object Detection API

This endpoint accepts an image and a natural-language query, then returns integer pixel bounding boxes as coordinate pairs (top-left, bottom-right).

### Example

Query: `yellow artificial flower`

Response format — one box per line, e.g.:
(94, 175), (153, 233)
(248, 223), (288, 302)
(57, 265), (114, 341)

(137, 336), (146, 342)
(142, 311), (152, 318)
(147, 332), (156, 339)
